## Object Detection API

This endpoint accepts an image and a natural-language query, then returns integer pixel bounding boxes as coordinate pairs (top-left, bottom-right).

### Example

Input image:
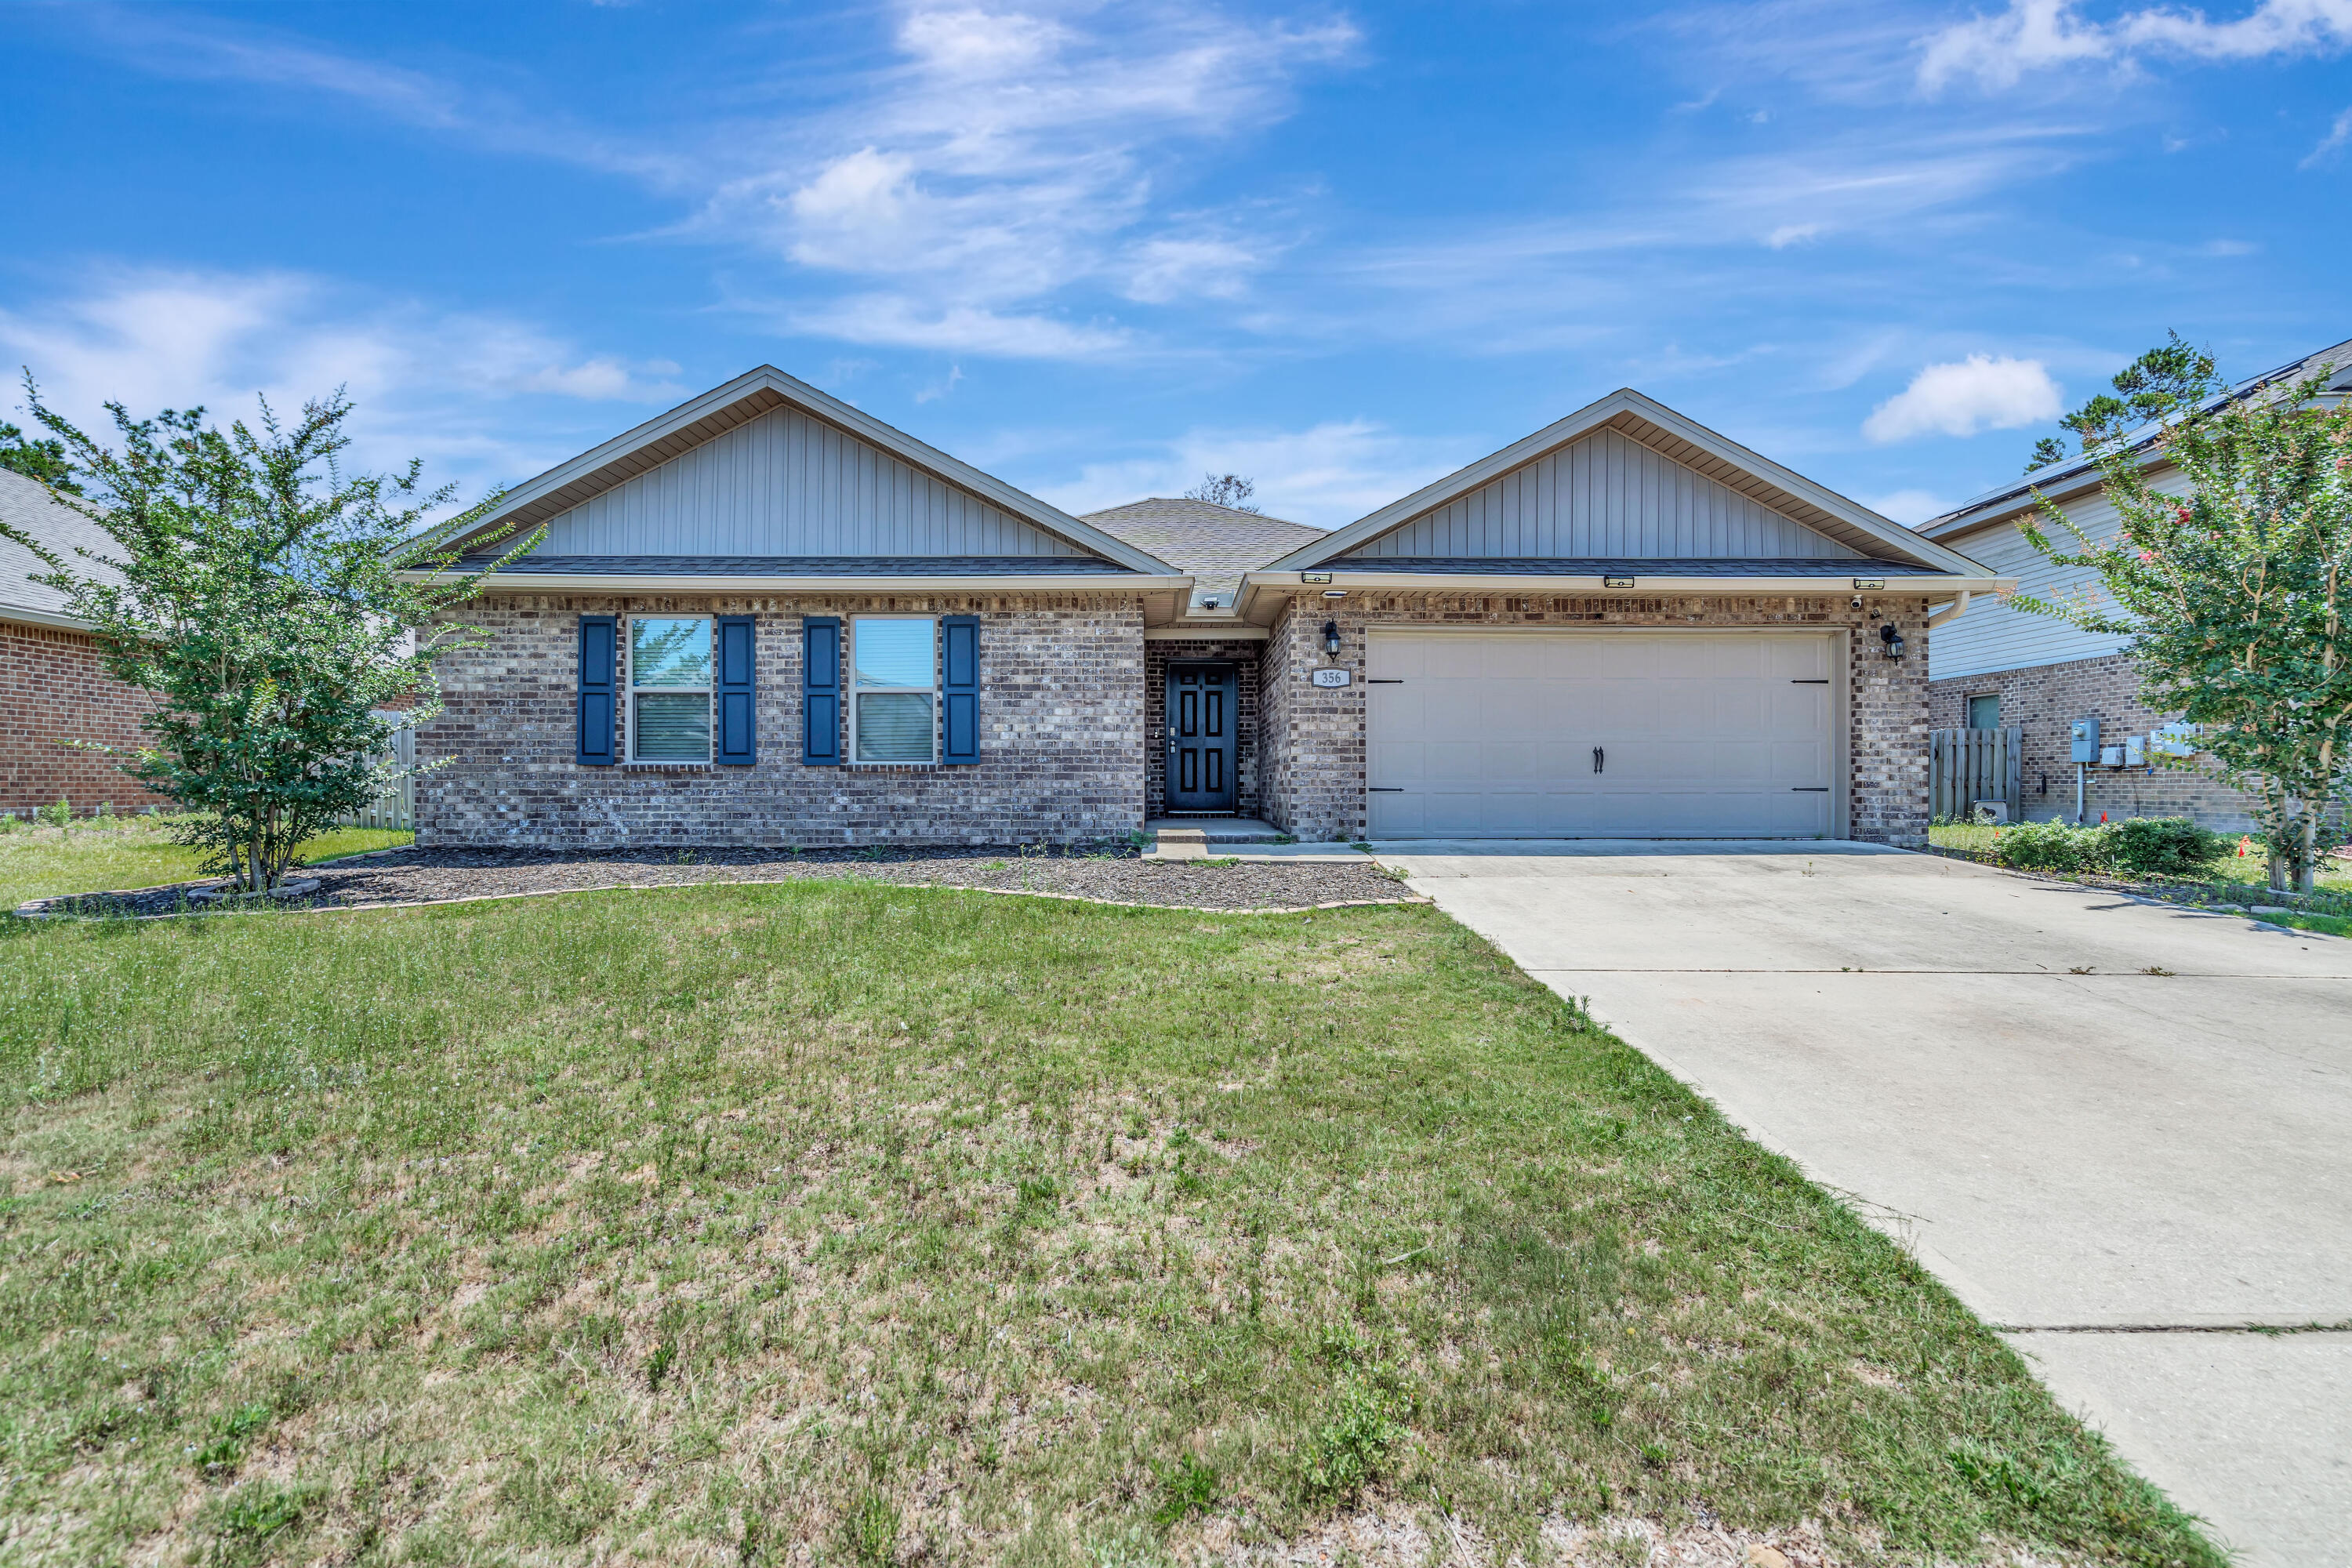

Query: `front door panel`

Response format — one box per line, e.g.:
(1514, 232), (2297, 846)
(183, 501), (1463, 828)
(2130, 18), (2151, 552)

(1166, 664), (1238, 812)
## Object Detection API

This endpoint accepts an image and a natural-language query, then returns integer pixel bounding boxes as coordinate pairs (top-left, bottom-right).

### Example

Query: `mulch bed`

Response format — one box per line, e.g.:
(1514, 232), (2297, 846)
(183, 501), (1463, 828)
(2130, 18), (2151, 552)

(16, 844), (1419, 920)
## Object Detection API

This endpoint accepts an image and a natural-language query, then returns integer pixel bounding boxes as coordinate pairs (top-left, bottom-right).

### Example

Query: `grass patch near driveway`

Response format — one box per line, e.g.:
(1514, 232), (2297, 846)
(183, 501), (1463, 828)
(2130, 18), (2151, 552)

(0, 817), (410, 909)
(0, 884), (2216, 1566)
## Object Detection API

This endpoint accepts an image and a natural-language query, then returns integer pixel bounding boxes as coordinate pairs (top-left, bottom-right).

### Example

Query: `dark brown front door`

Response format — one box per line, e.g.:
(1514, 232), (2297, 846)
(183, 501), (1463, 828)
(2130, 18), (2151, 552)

(1166, 663), (1237, 813)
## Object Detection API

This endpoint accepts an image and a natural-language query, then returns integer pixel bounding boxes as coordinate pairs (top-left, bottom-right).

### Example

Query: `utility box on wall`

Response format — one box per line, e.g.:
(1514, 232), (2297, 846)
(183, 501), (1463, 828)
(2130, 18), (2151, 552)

(2070, 717), (2101, 764)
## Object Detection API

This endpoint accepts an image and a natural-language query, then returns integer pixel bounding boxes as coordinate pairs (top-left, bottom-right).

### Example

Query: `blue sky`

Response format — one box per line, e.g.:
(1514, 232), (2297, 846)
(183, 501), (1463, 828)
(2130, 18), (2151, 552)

(4, 0), (2347, 531)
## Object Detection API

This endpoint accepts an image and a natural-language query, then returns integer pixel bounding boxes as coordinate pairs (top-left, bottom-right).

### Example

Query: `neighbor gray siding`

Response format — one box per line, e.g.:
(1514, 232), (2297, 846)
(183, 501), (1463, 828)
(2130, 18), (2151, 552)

(1928, 474), (2187, 683)
(536, 405), (1090, 559)
(1351, 428), (1860, 561)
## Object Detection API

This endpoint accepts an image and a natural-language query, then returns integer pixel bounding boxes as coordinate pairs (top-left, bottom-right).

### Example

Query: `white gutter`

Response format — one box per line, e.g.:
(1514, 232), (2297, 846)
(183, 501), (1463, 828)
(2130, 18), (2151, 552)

(0, 604), (93, 633)
(1246, 571), (2012, 596)
(397, 572), (1196, 595)
(1926, 591), (1973, 630)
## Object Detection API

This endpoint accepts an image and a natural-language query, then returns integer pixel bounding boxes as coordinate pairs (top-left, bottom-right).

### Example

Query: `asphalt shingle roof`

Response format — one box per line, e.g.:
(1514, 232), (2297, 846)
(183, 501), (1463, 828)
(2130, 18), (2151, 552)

(0, 469), (116, 622)
(461, 554), (1139, 577)
(1327, 556), (1943, 577)
(1080, 498), (1324, 609)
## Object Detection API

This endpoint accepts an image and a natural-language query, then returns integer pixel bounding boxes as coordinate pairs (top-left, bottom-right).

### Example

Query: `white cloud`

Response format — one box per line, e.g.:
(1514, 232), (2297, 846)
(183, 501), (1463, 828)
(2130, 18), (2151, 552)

(779, 296), (1134, 359)
(1863, 354), (2063, 442)
(1920, 0), (2352, 93)
(2303, 104), (2352, 165)
(0, 268), (685, 500)
(1036, 419), (1477, 530)
(691, 3), (1358, 353)
(1766, 222), (1826, 249)
(1857, 487), (1958, 524)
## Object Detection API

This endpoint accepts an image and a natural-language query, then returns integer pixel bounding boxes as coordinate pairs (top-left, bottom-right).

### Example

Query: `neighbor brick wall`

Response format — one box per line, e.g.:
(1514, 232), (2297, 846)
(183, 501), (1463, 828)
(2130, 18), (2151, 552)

(1144, 638), (1262, 819)
(0, 619), (169, 815)
(1929, 652), (2257, 829)
(1257, 592), (1932, 847)
(416, 592), (1145, 847)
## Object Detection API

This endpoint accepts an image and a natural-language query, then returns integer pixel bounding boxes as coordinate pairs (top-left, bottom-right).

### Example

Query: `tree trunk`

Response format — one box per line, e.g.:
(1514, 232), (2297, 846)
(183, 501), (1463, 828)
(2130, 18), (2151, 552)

(2299, 814), (2318, 895)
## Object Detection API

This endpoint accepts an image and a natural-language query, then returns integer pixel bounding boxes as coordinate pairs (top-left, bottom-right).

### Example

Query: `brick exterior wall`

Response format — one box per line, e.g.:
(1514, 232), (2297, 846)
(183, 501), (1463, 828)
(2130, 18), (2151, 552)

(1255, 592), (1933, 847)
(0, 619), (169, 815)
(416, 593), (1145, 848)
(1929, 652), (2257, 829)
(1144, 638), (1261, 819)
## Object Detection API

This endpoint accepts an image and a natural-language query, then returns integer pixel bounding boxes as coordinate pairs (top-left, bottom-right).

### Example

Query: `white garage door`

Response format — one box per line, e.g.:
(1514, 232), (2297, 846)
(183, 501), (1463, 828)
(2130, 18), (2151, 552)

(1367, 630), (1838, 838)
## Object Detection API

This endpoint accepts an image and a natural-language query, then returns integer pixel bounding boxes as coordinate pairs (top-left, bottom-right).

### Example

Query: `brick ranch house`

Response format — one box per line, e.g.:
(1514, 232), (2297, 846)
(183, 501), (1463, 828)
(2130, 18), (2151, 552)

(1917, 334), (2351, 830)
(413, 366), (2005, 848)
(0, 468), (167, 817)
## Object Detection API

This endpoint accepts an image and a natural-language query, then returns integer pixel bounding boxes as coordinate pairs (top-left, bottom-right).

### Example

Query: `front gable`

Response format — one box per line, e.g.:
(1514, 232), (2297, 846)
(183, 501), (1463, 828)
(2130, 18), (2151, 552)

(451, 365), (1174, 576)
(1341, 426), (1860, 561)
(538, 403), (1088, 560)
(1276, 388), (1986, 577)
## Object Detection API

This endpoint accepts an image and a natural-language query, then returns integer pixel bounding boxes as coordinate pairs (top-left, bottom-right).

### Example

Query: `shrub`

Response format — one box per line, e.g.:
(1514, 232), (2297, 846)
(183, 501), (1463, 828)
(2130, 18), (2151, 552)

(1991, 820), (2106, 873)
(2104, 816), (2230, 877)
(1991, 816), (2231, 879)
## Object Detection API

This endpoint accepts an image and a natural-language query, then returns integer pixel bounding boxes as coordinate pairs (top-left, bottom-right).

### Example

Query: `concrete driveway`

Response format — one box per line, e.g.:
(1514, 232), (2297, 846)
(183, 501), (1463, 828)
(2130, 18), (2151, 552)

(1370, 840), (2352, 1567)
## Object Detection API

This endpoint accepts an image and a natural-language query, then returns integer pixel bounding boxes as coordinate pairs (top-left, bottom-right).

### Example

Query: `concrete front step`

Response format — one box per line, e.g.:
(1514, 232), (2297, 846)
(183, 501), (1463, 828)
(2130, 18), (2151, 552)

(1146, 817), (1288, 844)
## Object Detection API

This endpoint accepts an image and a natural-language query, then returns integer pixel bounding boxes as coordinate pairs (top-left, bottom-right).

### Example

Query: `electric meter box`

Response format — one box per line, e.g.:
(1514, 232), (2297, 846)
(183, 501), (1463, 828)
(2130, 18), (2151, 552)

(2070, 717), (2101, 763)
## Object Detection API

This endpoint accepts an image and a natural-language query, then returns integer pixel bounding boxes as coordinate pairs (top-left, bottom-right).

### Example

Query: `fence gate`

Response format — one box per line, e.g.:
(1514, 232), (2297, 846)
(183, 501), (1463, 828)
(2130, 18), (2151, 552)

(339, 724), (416, 832)
(1930, 726), (2023, 822)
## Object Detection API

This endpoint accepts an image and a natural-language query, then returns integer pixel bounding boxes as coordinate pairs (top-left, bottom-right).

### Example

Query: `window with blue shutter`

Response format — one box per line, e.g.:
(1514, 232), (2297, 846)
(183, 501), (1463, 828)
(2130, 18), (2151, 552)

(716, 615), (756, 765)
(802, 616), (841, 765)
(941, 614), (979, 764)
(577, 615), (617, 766)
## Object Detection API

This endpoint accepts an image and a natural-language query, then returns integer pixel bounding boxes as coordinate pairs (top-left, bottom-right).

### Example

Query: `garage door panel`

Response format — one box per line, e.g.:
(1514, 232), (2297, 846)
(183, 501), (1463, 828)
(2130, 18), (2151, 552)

(1366, 631), (1838, 839)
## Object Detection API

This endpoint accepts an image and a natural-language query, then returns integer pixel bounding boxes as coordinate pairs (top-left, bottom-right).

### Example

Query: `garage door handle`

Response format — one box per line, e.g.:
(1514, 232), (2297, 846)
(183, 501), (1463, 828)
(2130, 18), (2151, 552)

(1592, 746), (1603, 774)
(1369, 787), (1404, 793)
(1791, 787), (1829, 792)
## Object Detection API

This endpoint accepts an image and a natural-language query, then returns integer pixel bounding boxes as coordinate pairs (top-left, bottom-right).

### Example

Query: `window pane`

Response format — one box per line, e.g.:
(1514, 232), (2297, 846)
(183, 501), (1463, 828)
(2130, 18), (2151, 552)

(1968, 695), (2000, 730)
(854, 618), (935, 688)
(635, 691), (710, 760)
(857, 692), (934, 761)
(632, 618), (711, 688)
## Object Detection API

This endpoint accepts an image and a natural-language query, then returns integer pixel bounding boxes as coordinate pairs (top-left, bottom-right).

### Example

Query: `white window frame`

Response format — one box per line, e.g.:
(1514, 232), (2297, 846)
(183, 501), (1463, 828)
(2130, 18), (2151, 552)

(625, 614), (714, 764)
(850, 615), (939, 765)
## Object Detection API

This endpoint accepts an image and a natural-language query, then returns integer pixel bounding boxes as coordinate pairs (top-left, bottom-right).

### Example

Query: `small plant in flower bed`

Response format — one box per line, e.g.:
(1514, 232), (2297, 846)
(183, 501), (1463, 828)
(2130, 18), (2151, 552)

(1985, 817), (2233, 878)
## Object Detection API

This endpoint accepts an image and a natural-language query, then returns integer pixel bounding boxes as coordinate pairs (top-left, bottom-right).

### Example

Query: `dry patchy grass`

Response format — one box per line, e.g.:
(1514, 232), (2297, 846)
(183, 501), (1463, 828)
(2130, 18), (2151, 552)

(0, 882), (2217, 1566)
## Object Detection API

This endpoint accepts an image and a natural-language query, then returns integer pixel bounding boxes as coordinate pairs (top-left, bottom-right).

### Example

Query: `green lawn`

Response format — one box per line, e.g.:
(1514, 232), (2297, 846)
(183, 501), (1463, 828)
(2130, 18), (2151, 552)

(0, 818), (412, 909)
(0, 884), (2217, 1566)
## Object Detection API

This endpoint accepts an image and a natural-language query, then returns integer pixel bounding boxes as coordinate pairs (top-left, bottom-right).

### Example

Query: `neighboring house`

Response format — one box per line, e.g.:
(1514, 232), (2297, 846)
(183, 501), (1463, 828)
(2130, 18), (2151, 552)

(0, 469), (165, 816)
(413, 365), (2002, 848)
(1918, 336), (2352, 829)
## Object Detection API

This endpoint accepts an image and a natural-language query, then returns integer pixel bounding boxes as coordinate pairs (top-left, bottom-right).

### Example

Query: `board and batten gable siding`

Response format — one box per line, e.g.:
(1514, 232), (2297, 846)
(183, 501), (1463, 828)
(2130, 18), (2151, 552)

(536, 405), (1091, 560)
(1928, 472), (2188, 684)
(1350, 427), (1864, 561)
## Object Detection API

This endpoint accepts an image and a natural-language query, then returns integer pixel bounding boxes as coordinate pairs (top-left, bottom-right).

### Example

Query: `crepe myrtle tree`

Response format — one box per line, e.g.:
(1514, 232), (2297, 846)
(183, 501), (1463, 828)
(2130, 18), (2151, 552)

(0, 378), (538, 892)
(2015, 343), (2352, 892)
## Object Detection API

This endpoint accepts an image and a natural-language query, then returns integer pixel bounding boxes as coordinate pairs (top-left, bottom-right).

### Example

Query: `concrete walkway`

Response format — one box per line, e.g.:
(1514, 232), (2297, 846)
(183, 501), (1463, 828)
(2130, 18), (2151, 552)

(1370, 840), (2352, 1567)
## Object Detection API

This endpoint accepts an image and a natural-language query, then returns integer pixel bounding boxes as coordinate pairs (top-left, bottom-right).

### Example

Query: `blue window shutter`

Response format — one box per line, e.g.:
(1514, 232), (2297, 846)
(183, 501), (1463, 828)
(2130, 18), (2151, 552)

(941, 614), (980, 764)
(577, 615), (617, 766)
(802, 616), (841, 765)
(716, 615), (756, 765)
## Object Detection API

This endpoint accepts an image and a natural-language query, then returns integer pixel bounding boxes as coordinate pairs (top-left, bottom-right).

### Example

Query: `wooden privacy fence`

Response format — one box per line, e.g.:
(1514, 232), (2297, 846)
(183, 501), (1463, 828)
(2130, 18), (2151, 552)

(1930, 726), (2023, 822)
(339, 724), (416, 832)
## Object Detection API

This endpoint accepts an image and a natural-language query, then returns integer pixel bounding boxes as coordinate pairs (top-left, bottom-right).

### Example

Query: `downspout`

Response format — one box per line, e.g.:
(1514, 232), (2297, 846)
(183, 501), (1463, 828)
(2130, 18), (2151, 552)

(1925, 590), (1973, 630)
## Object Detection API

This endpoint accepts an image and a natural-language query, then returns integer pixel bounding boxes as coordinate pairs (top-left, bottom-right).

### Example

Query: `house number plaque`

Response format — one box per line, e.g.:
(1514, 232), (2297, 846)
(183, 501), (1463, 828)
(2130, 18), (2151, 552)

(1311, 668), (1352, 688)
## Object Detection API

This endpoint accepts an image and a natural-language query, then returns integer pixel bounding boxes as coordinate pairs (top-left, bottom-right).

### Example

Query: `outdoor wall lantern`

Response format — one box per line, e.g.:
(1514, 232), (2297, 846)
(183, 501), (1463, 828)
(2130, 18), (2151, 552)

(1322, 620), (1343, 658)
(1879, 622), (1907, 660)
